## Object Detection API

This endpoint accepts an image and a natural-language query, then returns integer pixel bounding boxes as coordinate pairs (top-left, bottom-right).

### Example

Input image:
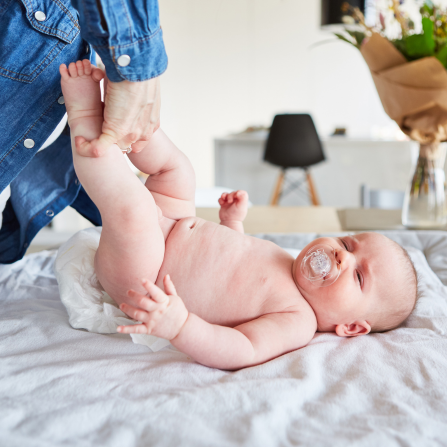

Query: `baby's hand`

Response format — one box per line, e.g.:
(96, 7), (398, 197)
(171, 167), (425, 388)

(218, 190), (249, 222)
(117, 275), (188, 340)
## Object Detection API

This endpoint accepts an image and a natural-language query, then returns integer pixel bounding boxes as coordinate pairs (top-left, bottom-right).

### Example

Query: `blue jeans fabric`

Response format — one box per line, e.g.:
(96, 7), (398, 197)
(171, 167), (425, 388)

(0, 0), (165, 263)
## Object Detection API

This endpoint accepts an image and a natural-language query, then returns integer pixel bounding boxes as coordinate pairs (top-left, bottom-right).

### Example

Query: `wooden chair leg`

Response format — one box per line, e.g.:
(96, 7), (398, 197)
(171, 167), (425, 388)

(306, 170), (320, 206)
(270, 170), (285, 206)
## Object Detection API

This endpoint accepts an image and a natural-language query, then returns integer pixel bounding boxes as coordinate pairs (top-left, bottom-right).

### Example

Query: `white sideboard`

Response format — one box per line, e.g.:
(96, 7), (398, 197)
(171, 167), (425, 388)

(214, 132), (423, 208)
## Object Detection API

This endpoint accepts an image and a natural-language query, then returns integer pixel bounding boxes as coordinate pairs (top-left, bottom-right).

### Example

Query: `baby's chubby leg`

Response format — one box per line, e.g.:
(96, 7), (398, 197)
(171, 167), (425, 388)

(60, 60), (165, 305)
(128, 130), (196, 220)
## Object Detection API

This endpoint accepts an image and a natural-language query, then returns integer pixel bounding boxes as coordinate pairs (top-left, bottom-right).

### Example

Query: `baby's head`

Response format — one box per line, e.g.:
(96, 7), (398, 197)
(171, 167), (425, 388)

(292, 233), (417, 336)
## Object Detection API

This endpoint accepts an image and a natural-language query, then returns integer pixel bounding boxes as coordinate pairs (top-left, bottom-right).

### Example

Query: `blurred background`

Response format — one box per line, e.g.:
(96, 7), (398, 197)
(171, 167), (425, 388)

(159, 0), (404, 187)
(34, 0), (447, 250)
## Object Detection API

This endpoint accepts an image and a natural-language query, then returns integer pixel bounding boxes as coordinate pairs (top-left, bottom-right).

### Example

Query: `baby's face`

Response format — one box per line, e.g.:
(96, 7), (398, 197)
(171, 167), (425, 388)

(292, 233), (404, 335)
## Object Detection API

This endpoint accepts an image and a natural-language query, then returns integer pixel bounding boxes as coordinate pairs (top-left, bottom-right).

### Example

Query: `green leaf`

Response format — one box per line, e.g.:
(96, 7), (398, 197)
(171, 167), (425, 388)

(334, 32), (358, 48)
(393, 38), (408, 59)
(345, 30), (366, 47)
(405, 17), (435, 58)
(436, 45), (447, 67)
(422, 0), (434, 15)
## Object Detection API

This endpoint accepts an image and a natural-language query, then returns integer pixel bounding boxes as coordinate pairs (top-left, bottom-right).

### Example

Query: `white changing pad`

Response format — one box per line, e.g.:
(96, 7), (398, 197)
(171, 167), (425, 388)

(1, 230), (447, 446)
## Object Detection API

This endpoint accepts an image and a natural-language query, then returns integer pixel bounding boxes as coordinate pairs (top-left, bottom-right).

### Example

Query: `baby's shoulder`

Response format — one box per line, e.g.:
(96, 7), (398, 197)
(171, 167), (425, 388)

(267, 277), (316, 321)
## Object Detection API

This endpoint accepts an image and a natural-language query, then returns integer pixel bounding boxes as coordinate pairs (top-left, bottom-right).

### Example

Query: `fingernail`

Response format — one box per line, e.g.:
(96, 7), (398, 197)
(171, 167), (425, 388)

(167, 274), (171, 280)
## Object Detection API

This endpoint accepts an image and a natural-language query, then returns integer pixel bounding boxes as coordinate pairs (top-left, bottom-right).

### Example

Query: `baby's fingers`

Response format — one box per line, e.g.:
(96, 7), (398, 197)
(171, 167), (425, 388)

(235, 190), (248, 201)
(117, 323), (148, 334)
(127, 289), (158, 311)
(141, 279), (167, 303)
(119, 302), (149, 323)
(163, 274), (177, 296)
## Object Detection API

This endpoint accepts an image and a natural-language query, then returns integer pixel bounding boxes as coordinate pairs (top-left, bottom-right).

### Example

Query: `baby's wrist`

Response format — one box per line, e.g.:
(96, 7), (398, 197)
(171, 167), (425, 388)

(220, 218), (243, 225)
(171, 310), (190, 341)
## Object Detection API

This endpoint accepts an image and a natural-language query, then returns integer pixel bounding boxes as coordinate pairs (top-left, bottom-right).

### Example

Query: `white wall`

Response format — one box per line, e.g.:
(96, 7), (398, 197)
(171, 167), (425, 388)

(159, 0), (396, 187)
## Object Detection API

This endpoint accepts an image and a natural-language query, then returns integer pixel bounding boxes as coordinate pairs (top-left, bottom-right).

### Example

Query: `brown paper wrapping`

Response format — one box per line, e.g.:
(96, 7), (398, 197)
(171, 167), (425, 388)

(360, 33), (447, 144)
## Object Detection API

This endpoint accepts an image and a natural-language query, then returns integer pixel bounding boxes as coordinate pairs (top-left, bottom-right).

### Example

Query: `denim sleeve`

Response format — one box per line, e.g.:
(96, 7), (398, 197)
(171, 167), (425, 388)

(71, 0), (168, 82)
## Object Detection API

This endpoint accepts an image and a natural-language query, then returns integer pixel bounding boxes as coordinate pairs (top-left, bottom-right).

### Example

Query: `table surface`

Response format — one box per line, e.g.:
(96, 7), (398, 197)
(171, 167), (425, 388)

(196, 206), (447, 233)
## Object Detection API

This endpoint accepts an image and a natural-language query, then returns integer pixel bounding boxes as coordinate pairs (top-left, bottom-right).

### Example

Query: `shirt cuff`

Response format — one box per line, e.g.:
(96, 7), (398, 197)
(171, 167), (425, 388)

(92, 27), (168, 82)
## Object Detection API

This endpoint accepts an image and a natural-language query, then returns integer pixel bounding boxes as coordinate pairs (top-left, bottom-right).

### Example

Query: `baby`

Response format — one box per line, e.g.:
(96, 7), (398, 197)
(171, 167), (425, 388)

(60, 60), (418, 370)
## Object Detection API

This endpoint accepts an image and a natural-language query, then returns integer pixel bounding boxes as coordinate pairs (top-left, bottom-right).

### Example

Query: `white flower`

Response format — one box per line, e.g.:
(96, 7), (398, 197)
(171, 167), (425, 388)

(342, 15), (356, 25)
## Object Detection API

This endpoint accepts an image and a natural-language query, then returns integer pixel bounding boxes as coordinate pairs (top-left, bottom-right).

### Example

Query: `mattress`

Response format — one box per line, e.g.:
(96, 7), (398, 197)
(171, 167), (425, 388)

(1, 230), (446, 447)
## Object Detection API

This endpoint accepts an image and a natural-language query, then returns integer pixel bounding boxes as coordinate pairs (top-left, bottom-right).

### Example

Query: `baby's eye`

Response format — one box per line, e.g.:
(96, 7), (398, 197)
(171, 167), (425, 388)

(356, 270), (362, 286)
(340, 239), (348, 250)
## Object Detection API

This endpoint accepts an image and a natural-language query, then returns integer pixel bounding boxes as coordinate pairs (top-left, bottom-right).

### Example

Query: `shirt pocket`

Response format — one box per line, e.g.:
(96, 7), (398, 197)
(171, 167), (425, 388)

(0, 0), (80, 83)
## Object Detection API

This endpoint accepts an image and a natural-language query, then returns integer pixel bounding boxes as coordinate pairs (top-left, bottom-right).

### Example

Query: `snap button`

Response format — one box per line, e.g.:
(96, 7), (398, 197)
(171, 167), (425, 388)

(34, 11), (46, 21)
(24, 139), (35, 148)
(117, 55), (131, 67)
(58, 96), (65, 105)
(46, 210), (54, 217)
(75, 179), (80, 185)
(86, 45), (89, 53)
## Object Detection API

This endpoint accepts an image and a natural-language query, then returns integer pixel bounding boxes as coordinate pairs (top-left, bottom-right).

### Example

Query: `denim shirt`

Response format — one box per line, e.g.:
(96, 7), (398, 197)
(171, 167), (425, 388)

(0, 0), (167, 263)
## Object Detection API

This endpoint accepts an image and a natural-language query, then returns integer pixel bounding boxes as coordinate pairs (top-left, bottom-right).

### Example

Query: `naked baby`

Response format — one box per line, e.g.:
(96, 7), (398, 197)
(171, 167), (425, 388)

(60, 60), (418, 370)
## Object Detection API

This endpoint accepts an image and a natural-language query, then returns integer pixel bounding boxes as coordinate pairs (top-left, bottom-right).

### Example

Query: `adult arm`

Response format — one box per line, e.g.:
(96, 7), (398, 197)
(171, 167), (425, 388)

(70, 0), (168, 155)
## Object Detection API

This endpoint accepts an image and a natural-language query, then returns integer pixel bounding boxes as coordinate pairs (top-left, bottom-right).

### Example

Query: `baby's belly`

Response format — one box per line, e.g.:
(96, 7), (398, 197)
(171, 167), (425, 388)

(156, 217), (298, 326)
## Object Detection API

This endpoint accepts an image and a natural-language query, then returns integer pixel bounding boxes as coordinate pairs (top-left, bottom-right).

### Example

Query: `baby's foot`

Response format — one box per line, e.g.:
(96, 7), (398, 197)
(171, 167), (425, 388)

(60, 60), (104, 156)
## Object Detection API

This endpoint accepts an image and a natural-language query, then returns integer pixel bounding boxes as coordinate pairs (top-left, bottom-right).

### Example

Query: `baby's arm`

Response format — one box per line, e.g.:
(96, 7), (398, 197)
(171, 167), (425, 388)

(218, 190), (248, 234)
(118, 277), (317, 370)
(173, 309), (316, 369)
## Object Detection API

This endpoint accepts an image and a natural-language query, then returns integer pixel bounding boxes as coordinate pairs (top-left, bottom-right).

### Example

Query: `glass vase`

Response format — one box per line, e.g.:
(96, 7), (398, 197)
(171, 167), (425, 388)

(402, 142), (447, 229)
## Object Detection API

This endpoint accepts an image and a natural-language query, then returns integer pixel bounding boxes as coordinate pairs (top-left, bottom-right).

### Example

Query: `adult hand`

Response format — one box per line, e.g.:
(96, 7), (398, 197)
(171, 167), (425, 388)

(76, 74), (161, 157)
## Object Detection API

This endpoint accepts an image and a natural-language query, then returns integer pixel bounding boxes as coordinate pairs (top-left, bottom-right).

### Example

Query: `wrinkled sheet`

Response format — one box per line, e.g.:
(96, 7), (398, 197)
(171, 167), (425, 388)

(1, 231), (447, 447)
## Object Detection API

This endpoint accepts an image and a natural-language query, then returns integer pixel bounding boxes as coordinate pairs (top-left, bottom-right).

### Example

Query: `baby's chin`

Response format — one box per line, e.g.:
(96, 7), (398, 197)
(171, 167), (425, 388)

(292, 263), (323, 312)
(292, 254), (321, 297)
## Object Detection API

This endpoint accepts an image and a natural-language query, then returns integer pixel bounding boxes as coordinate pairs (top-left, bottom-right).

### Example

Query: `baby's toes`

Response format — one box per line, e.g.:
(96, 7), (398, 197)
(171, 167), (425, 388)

(76, 60), (85, 76)
(68, 62), (78, 78)
(82, 59), (92, 75)
(59, 64), (70, 80)
(92, 67), (105, 83)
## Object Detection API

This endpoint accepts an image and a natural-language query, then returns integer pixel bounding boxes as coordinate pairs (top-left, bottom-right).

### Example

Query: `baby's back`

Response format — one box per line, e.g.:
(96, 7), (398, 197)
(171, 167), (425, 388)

(157, 217), (311, 327)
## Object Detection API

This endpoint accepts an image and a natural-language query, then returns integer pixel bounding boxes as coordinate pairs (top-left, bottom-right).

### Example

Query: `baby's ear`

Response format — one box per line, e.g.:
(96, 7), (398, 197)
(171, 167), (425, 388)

(335, 321), (371, 337)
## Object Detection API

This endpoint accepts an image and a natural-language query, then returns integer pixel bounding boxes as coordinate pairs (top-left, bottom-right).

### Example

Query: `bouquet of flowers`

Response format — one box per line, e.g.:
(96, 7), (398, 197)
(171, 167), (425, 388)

(336, 0), (447, 144)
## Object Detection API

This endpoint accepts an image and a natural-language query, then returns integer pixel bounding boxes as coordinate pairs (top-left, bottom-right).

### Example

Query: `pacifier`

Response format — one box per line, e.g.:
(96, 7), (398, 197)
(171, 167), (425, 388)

(300, 244), (340, 287)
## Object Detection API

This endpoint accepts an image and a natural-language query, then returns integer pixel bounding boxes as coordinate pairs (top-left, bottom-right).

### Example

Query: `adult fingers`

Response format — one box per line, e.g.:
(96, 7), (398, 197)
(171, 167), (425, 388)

(74, 133), (117, 158)
(116, 133), (138, 152)
(141, 279), (167, 303)
(129, 140), (148, 154)
(138, 77), (161, 141)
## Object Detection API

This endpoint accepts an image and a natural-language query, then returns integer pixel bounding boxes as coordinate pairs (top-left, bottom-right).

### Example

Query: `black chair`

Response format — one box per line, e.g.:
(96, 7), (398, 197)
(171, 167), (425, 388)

(264, 114), (325, 206)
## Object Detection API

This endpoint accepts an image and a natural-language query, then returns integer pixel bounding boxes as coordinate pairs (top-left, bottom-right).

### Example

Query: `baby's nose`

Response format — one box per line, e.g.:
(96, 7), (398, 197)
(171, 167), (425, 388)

(335, 248), (355, 270)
